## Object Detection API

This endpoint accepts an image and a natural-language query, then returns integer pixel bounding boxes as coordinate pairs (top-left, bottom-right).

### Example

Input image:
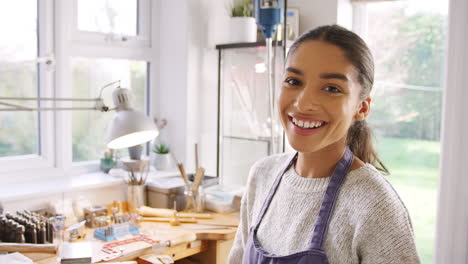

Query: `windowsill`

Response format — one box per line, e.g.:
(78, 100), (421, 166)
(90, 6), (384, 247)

(0, 168), (181, 203)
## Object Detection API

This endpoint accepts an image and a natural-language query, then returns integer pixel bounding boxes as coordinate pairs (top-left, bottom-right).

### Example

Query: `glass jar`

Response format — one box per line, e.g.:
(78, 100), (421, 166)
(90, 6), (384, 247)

(184, 184), (205, 213)
(126, 184), (145, 213)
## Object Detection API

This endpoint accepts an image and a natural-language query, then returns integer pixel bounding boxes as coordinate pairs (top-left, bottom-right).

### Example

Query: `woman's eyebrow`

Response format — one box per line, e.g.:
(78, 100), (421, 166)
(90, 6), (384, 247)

(285, 67), (303, 75)
(320, 73), (348, 82)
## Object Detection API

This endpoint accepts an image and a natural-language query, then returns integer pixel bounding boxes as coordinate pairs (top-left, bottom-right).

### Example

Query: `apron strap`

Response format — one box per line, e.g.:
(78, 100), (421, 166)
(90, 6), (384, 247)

(310, 147), (354, 250)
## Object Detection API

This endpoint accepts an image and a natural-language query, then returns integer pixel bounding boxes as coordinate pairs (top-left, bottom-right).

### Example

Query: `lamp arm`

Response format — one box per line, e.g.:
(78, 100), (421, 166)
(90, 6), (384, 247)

(0, 97), (110, 112)
(98, 80), (121, 98)
(0, 81), (124, 112)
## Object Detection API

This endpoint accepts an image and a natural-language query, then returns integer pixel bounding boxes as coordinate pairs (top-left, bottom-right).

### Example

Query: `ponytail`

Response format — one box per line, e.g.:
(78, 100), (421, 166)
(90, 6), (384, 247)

(347, 120), (389, 174)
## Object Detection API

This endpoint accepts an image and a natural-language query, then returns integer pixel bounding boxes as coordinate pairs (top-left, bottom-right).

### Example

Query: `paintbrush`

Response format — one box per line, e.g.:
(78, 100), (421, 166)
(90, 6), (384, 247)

(192, 167), (205, 192)
(171, 153), (191, 190)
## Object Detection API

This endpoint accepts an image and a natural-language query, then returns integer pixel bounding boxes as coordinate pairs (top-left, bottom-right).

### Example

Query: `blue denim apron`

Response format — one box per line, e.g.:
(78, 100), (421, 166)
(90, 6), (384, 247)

(242, 147), (354, 264)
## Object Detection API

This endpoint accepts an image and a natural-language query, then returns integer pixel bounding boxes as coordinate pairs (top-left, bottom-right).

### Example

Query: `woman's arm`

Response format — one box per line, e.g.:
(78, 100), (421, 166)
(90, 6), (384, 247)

(356, 196), (421, 264)
(227, 197), (250, 264)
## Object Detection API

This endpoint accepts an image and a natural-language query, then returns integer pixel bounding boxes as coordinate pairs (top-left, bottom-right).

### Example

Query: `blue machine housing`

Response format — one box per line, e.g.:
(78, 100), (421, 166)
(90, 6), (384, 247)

(254, 0), (284, 39)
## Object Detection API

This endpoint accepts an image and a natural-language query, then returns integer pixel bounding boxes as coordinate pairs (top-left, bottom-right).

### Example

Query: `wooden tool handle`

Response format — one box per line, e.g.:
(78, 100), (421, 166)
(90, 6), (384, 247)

(169, 232), (197, 247)
(177, 163), (190, 189)
(0, 243), (57, 254)
(138, 206), (212, 219)
(191, 167), (205, 192)
(142, 217), (197, 223)
(138, 206), (176, 218)
(177, 212), (212, 219)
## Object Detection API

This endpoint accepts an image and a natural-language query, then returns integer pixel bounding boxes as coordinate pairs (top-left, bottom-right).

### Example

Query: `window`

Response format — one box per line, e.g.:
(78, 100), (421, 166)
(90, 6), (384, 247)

(72, 0), (150, 47)
(72, 58), (147, 162)
(77, 0), (138, 36)
(0, 0), (40, 157)
(353, 1), (448, 262)
(0, 0), (154, 176)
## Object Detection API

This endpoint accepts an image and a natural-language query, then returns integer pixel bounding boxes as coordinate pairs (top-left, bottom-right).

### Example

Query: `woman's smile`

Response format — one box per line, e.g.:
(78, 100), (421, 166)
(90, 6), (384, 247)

(287, 114), (329, 136)
(278, 40), (364, 153)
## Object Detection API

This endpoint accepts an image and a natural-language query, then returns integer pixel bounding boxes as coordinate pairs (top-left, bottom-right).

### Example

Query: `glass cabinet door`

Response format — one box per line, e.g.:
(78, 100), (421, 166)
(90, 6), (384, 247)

(218, 43), (285, 186)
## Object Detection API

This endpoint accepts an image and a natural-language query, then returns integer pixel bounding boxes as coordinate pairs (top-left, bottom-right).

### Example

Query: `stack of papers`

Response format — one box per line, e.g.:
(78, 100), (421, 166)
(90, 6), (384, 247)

(60, 242), (92, 264)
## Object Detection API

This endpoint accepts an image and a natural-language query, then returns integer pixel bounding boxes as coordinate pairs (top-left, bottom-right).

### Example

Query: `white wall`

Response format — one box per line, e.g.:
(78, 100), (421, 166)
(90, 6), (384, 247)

(156, 0), (231, 176)
(155, 0), (190, 168)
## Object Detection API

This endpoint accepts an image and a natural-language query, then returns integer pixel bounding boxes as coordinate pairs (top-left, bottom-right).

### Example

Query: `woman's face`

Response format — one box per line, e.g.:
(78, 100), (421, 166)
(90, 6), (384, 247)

(278, 40), (370, 153)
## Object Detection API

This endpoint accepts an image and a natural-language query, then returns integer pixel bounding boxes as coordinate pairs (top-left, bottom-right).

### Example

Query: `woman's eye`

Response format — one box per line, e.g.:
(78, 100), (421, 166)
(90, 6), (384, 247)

(323, 86), (342, 93)
(285, 78), (301, 86)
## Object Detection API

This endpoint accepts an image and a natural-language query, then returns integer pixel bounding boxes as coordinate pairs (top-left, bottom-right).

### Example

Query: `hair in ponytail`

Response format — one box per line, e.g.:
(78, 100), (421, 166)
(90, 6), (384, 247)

(288, 25), (389, 174)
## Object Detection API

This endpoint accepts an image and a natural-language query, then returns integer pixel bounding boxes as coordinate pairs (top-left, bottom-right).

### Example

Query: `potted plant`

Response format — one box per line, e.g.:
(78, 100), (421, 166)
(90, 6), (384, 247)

(229, 0), (257, 43)
(100, 149), (116, 173)
(152, 143), (172, 171)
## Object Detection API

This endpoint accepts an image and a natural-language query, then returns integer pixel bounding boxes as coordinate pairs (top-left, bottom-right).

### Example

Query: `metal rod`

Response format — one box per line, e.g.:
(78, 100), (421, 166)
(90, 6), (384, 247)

(98, 80), (121, 98)
(0, 107), (97, 111)
(0, 97), (100, 101)
(266, 37), (276, 155)
(0, 101), (32, 110)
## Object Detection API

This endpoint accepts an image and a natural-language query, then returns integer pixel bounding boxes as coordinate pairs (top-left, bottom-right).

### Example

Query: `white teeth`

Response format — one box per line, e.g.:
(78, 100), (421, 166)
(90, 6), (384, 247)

(291, 116), (324, 129)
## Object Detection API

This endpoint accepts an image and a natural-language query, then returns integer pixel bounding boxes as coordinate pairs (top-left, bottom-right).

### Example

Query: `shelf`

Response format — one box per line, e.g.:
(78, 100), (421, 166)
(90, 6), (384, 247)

(215, 40), (284, 50)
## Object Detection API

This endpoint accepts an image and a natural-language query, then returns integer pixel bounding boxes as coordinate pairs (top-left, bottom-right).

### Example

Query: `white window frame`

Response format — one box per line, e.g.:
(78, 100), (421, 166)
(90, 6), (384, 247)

(0, 0), (56, 177)
(0, 0), (158, 180)
(70, 0), (151, 48)
(61, 0), (154, 173)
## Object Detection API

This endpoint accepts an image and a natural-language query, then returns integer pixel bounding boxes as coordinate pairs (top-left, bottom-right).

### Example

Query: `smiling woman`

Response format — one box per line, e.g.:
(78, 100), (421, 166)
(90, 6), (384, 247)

(228, 25), (421, 264)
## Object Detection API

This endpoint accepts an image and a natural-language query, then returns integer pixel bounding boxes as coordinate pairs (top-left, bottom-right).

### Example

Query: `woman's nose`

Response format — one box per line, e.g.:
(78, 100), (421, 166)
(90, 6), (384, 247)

(295, 87), (320, 112)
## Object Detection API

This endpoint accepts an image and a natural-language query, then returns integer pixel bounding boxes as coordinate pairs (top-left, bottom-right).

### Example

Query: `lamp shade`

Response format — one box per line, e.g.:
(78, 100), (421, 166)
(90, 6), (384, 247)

(107, 109), (159, 149)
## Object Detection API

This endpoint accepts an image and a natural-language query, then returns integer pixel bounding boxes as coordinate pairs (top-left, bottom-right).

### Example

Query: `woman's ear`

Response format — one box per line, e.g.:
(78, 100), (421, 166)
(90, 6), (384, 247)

(354, 97), (371, 121)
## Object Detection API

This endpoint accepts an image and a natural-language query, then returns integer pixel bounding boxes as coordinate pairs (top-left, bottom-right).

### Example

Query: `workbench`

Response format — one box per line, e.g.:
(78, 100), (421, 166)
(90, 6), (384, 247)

(22, 212), (239, 264)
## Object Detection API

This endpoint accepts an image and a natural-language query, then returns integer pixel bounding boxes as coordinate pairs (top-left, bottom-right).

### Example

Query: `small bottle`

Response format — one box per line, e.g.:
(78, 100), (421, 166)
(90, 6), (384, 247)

(28, 223), (38, 244)
(16, 225), (25, 243)
(38, 222), (47, 244)
(6, 220), (16, 242)
(0, 216), (6, 241)
(47, 220), (54, 243)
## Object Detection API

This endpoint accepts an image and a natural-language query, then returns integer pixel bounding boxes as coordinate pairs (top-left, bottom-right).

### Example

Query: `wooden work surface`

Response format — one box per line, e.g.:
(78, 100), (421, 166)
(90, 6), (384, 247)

(24, 212), (239, 264)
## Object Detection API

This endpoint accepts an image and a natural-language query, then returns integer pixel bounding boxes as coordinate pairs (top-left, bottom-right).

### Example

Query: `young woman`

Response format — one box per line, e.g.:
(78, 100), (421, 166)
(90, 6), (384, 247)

(228, 25), (421, 264)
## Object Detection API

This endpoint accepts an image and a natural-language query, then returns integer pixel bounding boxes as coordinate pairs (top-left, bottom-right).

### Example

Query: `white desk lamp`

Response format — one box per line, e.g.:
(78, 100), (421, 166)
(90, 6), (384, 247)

(0, 81), (159, 149)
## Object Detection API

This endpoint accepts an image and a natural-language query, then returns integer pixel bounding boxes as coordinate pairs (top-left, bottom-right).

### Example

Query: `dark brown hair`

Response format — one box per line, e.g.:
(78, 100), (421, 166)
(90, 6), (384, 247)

(287, 24), (389, 174)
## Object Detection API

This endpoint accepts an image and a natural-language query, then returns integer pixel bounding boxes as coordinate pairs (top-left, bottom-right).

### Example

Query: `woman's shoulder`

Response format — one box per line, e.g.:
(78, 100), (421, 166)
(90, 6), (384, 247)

(250, 152), (294, 172)
(341, 164), (412, 220)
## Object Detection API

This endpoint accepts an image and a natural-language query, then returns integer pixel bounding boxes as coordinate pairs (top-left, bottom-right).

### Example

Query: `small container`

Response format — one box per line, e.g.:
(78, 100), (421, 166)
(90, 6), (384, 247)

(184, 185), (205, 213)
(126, 185), (146, 213)
(100, 158), (116, 173)
(146, 175), (218, 211)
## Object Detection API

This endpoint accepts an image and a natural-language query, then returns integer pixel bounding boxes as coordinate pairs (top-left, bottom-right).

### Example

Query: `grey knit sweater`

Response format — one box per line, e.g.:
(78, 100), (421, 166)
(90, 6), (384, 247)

(228, 153), (421, 264)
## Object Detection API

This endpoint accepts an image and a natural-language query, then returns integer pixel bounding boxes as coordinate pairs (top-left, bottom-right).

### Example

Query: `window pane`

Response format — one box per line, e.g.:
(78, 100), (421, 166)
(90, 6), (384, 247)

(0, 0), (39, 157)
(364, 1), (447, 263)
(78, 0), (138, 36)
(72, 58), (147, 162)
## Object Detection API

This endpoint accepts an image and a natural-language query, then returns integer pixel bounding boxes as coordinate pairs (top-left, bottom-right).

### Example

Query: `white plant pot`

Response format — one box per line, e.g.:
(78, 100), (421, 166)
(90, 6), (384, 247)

(230, 17), (257, 43)
(154, 153), (172, 171)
